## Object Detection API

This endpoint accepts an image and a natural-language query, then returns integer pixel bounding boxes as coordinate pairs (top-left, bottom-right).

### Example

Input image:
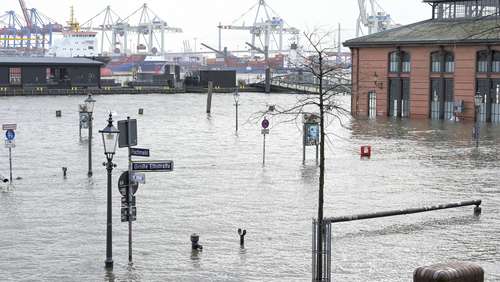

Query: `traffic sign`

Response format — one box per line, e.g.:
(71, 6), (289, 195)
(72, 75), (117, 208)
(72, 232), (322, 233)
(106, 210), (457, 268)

(121, 195), (136, 207)
(261, 129), (269, 135)
(4, 140), (15, 148)
(121, 206), (137, 222)
(118, 171), (139, 196)
(132, 160), (174, 172)
(261, 118), (269, 129)
(2, 124), (16, 130)
(131, 172), (146, 184)
(5, 129), (15, 141)
(130, 148), (150, 157)
(118, 119), (138, 148)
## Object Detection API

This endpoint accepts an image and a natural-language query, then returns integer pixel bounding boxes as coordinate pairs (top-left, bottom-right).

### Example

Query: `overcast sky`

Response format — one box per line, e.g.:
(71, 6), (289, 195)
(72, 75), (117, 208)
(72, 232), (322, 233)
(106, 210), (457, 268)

(6, 0), (431, 52)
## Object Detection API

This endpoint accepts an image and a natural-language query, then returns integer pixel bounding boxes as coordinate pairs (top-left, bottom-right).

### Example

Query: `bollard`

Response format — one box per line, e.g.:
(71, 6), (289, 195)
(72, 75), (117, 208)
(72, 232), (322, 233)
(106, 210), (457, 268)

(414, 262), (484, 282)
(138, 108), (144, 115)
(56, 110), (62, 117)
(238, 228), (246, 246)
(190, 233), (203, 251)
(62, 167), (67, 178)
(474, 205), (482, 216)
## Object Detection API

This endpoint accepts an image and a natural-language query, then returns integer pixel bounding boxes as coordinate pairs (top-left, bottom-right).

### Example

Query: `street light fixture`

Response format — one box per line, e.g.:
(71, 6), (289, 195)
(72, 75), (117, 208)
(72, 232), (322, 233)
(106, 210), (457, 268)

(233, 90), (240, 132)
(84, 93), (96, 177)
(474, 91), (482, 148)
(99, 113), (120, 269)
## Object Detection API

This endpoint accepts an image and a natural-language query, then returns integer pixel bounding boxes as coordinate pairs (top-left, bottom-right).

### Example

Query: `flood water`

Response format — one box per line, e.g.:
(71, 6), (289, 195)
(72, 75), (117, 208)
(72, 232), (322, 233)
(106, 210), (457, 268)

(0, 93), (498, 281)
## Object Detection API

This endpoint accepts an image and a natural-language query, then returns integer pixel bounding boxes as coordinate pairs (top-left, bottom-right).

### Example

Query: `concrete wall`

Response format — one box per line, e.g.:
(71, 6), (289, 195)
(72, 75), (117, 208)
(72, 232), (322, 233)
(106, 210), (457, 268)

(350, 45), (500, 120)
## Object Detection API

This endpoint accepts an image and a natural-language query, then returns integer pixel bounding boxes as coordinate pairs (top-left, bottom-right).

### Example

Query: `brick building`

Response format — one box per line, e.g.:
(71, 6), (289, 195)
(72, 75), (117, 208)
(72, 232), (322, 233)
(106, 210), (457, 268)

(345, 0), (500, 122)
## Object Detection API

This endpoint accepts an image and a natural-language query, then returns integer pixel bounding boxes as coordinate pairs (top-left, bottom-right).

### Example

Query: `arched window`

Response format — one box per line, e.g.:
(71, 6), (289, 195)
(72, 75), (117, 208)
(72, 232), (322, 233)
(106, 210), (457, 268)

(401, 52), (411, 73)
(492, 51), (500, 72)
(389, 51), (400, 72)
(431, 52), (442, 72)
(444, 52), (454, 73)
(389, 50), (411, 73)
(477, 50), (489, 73)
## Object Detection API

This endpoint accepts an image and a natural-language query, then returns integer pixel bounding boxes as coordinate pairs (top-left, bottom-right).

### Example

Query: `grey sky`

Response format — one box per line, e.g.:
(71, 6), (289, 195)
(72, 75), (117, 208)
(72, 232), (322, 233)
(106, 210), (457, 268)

(6, 0), (431, 52)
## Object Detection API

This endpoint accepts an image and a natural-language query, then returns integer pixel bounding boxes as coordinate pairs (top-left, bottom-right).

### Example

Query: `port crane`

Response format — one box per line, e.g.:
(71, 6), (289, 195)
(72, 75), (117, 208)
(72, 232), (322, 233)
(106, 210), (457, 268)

(217, 0), (299, 55)
(82, 3), (182, 55)
(356, 0), (394, 37)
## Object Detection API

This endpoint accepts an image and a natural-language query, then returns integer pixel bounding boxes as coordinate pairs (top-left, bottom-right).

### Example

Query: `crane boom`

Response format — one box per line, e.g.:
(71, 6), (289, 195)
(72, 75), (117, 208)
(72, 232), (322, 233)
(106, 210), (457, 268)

(18, 0), (32, 28)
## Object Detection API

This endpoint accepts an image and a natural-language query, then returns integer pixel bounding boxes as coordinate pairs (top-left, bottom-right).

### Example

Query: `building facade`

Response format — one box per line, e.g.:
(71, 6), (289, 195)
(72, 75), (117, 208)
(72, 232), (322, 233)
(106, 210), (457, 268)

(0, 57), (103, 89)
(345, 0), (500, 122)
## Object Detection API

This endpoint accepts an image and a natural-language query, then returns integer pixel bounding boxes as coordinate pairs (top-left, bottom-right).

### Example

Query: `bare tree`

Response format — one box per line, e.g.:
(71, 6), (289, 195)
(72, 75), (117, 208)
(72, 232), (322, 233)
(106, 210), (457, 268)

(256, 29), (351, 280)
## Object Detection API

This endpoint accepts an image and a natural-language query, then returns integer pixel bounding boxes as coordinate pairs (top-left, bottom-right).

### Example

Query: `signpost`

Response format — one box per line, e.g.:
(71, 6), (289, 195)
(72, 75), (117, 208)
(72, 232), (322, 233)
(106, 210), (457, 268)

(118, 116), (174, 265)
(261, 118), (269, 166)
(3, 124), (16, 186)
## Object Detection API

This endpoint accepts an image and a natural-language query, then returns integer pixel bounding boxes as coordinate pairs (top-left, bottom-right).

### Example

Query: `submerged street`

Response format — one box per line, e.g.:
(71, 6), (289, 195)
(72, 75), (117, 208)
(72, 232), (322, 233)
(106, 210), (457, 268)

(0, 93), (498, 281)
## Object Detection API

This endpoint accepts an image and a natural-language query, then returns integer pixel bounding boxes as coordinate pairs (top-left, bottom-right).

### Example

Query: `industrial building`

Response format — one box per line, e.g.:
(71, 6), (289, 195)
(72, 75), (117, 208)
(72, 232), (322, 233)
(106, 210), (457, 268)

(345, 0), (500, 122)
(0, 57), (103, 89)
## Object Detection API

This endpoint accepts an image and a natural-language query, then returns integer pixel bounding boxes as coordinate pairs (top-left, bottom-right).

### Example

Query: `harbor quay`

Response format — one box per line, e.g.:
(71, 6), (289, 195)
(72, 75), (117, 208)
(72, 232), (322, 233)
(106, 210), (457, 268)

(0, 93), (498, 281)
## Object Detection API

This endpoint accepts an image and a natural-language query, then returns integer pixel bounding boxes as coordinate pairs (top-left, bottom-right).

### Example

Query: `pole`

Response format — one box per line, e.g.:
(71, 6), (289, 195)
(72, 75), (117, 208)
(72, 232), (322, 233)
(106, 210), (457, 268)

(475, 105), (480, 148)
(127, 117), (133, 264)
(207, 81), (213, 114)
(235, 102), (239, 132)
(262, 134), (266, 166)
(302, 124), (306, 165)
(105, 157), (113, 269)
(9, 147), (12, 183)
(88, 112), (93, 177)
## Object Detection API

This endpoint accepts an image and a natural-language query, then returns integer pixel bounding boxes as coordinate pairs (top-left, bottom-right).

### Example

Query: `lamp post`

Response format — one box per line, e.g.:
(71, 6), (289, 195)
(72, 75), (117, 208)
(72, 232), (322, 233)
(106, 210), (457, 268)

(84, 94), (96, 177)
(99, 113), (120, 269)
(233, 90), (240, 132)
(474, 91), (482, 148)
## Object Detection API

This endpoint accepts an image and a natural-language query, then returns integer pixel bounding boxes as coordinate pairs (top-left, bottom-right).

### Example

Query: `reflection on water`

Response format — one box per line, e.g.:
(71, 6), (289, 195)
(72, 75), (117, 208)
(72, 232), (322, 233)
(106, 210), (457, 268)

(0, 94), (499, 281)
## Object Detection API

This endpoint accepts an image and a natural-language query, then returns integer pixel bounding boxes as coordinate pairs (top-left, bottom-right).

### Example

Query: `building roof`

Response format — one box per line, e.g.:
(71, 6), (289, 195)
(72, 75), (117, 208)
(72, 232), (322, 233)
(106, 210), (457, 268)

(344, 18), (500, 47)
(0, 57), (104, 66)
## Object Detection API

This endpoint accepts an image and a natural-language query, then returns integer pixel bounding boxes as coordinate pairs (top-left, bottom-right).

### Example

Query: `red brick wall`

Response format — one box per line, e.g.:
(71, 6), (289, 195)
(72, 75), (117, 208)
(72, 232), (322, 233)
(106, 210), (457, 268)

(350, 45), (500, 120)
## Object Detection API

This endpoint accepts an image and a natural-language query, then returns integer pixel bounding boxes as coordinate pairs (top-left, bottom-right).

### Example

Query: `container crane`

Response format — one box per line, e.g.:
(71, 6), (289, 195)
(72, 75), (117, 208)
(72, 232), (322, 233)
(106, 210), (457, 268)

(356, 0), (394, 37)
(18, 0), (31, 28)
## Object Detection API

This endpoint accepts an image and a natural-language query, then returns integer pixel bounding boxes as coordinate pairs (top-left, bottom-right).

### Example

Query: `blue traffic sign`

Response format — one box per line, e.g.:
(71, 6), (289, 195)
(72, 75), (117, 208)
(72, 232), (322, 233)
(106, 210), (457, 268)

(5, 129), (15, 141)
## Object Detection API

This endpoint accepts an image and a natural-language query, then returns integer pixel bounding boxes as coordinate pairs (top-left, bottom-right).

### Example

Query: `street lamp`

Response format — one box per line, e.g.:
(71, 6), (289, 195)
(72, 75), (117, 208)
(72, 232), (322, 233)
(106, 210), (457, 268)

(233, 90), (240, 132)
(84, 93), (96, 177)
(474, 91), (482, 148)
(99, 113), (120, 269)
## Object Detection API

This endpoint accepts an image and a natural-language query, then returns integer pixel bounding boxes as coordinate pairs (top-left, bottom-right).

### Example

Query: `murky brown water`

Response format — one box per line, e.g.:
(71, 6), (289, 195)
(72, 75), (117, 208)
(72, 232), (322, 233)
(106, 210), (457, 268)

(0, 93), (498, 281)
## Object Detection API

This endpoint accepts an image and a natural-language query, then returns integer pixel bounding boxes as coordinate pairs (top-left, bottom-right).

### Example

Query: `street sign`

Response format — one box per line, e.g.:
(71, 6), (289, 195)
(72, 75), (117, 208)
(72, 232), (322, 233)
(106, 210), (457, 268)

(121, 195), (136, 207)
(118, 119), (138, 148)
(2, 124), (16, 130)
(5, 129), (15, 141)
(130, 148), (150, 157)
(131, 172), (146, 184)
(261, 129), (269, 135)
(132, 160), (174, 172)
(118, 171), (139, 196)
(4, 140), (15, 148)
(261, 118), (269, 129)
(121, 206), (137, 222)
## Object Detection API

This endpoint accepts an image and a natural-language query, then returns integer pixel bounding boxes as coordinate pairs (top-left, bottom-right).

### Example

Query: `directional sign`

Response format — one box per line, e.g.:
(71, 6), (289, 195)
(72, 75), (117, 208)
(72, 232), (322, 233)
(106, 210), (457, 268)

(132, 160), (174, 172)
(5, 129), (15, 141)
(118, 171), (139, 196)
(2, 124), (16, 130)
(130, 148), (150, 157)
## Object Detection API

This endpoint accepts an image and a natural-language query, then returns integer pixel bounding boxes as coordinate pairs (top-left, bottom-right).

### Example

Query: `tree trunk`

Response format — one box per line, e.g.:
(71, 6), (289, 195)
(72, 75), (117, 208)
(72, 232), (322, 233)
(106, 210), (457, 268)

(316, 55), (325, 280)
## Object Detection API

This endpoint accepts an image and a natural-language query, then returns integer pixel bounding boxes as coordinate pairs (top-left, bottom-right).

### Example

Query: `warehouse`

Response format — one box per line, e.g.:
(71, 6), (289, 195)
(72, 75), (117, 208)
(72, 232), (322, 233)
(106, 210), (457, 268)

(0, 57), (103, 89)
(345, 0), (500, 122)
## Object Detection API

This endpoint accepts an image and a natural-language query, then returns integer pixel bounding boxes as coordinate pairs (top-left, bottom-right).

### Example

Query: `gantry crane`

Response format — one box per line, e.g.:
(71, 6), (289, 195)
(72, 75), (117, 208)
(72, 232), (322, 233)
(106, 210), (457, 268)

(356, 0), (393, 37)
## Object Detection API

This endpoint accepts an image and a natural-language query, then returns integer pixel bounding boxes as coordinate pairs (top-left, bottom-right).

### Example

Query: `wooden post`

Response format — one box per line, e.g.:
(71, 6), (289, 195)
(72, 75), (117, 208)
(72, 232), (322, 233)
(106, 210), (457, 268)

(206, 81), (213, 113)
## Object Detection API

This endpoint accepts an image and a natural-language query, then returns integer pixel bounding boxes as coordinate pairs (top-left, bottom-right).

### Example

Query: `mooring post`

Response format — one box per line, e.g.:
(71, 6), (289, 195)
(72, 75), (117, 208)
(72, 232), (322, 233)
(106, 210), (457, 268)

(191, 233), (203, 251)
(206, 81), (213, 114)
(238, 228), (246, 246)
(62, 167), (67, 178)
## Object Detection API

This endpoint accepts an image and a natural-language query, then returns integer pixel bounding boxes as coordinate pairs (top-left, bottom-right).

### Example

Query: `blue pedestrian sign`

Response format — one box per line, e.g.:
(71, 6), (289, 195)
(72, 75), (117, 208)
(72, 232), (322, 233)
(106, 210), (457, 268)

(5, 129), (15, 141)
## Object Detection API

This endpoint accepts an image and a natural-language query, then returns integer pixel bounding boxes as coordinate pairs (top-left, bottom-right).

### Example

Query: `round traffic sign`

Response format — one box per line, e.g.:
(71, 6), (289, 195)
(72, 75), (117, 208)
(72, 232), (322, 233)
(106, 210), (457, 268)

(261, 118), (269, 129)
(118, 171), (139, 196)
(5, 129), (15, 141)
